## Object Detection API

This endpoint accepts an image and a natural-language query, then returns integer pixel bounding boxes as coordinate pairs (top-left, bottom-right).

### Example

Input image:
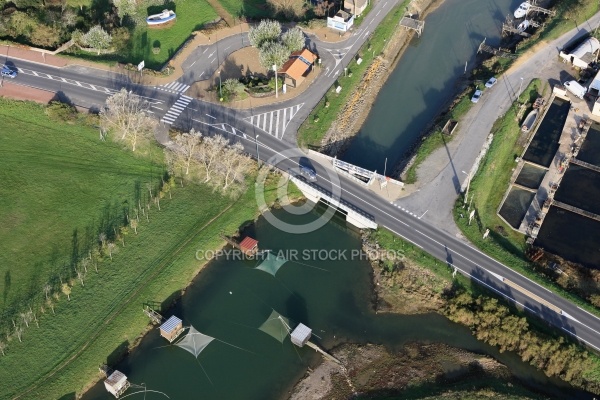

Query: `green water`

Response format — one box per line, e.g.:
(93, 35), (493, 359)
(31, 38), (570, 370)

(83, 208), (591, 400)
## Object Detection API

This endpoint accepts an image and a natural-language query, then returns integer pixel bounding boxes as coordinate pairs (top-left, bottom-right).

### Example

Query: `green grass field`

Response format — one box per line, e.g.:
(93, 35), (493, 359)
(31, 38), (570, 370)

(217, 0), (270, 19)
(0, 99), (296, 398)
(130, 0), (219, 69)
(0, 99), (162, 315)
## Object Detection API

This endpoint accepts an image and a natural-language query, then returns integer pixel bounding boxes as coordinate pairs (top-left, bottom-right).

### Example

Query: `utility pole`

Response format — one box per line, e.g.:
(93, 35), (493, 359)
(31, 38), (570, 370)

(273, 64), (278, 98)
(255, 134), (260, 166)
(518, 77), (524, 103)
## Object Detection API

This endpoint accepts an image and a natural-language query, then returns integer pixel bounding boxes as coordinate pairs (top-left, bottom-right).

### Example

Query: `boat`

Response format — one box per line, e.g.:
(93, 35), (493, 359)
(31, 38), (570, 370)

(521, 109), (538, 132)
(146, 10), (176, 25)
(517, 19), (530, 32)
(514, 2), (531, 19)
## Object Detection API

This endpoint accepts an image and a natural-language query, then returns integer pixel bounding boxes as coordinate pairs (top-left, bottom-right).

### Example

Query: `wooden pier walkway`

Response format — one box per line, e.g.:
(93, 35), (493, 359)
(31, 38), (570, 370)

(552, 200), (600, 222)
(571, 158), (600, 173)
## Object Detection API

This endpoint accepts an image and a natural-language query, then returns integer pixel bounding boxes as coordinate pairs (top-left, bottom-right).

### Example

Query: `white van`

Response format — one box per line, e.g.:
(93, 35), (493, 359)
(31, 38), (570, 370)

(564, 80), (587, 99)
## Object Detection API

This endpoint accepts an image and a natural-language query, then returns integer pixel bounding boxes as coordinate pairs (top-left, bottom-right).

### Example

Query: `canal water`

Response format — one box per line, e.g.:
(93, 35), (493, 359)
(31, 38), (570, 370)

(341, 0), (519, 172)
(83, 207), (592, 400)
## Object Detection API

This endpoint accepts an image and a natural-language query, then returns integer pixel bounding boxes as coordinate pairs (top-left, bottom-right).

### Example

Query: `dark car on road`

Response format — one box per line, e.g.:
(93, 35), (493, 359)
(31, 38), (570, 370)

(1, 65), (17, 79)
(300, 166), (317, 181)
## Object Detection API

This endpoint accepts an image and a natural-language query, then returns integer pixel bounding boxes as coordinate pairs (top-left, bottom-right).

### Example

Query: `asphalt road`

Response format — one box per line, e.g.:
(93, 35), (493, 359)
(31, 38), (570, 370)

(2, 4), (600, 354)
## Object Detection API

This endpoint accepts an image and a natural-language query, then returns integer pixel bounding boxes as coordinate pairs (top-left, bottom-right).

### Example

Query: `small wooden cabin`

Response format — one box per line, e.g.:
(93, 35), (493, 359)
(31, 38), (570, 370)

(159, 315), (184, 342)
(291, 323), (312, 347)
(104, 370), (130, 398)
(239, 236), (259, 256)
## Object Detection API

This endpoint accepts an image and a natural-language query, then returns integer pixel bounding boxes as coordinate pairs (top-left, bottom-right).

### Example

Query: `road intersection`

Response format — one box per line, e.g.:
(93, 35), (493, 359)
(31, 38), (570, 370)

(2, 1), (600, 356)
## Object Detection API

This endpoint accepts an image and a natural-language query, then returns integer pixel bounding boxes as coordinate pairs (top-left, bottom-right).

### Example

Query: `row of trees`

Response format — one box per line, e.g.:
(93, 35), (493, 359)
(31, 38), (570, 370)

(443, 289), (600, 393)
(248, 20), (305, 71)
(165, 130), (254, 197)
(0, 171), (173, 355)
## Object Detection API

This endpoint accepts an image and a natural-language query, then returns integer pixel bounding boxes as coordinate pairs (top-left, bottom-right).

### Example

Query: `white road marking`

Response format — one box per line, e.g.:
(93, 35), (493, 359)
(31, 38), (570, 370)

(244, 104), (303, 139)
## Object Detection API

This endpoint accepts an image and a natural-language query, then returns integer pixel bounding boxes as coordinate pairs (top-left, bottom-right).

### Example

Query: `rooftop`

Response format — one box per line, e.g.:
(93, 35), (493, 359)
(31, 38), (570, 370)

(160, 315), (182, 334)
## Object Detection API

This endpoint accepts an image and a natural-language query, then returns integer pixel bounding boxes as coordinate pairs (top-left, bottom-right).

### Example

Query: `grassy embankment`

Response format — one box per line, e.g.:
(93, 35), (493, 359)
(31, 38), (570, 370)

(297, 0), (410, 148)
(402, 0), (600, 183)
(451, 79), (600, 318)
(217, 0), (270, 19)
(129, 0), (219, 69)
(0, 98), (297, 399)
(368, 227), (600, 395)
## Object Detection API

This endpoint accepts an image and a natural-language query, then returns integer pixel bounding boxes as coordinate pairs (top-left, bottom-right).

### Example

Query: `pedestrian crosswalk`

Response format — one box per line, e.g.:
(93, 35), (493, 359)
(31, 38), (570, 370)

(160, 95), (192, 125)
(156, 81), (191, 94)
(244, 103), (304, 139)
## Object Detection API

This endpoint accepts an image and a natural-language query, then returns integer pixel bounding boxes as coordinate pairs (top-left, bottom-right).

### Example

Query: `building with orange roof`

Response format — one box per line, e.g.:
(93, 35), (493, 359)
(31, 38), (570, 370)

(278, 48), (318, 88)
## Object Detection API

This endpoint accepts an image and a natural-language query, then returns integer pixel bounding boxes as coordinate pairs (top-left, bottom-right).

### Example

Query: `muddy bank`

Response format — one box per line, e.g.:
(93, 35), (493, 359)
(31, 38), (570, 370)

(289, 342), (541, 400)
(319, 0), (444, 156)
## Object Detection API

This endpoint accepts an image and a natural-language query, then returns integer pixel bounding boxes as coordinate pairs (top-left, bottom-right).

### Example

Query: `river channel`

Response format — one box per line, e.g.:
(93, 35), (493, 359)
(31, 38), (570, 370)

(342, 0), (518, 172)
(83, 206), (591, 400)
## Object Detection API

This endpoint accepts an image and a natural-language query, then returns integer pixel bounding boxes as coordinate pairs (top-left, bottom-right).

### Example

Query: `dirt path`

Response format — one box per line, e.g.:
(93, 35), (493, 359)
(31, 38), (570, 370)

(204, 0), (235, 27)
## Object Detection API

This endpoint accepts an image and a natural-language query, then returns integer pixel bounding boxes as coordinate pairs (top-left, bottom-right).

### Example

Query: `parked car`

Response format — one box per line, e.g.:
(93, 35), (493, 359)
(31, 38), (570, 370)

(1, 65), (17, 79)
(471, 89), (482, 103)
(485, 77), (497, 88)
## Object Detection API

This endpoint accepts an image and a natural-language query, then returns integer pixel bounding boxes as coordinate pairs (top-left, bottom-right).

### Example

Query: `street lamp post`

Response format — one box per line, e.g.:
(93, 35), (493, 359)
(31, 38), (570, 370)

(462, 170), (471, 205)
(255, 134), (260, 166)
(218, 70), (222, 101)
(273, 64), (278, 98)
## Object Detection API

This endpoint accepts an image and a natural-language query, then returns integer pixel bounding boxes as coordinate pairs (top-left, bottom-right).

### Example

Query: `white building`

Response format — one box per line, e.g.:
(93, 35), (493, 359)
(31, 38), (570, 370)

(290, 323), (312, 347)
(560, 37), (600, 69)
(327, 10), (354, 32)
(104, 370), (130, 398)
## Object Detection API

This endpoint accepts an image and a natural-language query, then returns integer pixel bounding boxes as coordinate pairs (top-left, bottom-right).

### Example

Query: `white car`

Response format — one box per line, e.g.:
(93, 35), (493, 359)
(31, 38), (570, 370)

(485, 77), (497, 88)
(471, 89), (482, 103)
(514, 2), (531, 19)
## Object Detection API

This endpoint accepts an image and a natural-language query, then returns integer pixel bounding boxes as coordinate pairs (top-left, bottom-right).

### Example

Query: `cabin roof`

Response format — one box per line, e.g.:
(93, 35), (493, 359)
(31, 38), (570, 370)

(160, 315), (182, 334)
(291, 323), (312, 342)
(105, 370), (127, 388)
(279, 49), (317, 80)
(239, 237), (259, 253)
(570, 37), (600, 60)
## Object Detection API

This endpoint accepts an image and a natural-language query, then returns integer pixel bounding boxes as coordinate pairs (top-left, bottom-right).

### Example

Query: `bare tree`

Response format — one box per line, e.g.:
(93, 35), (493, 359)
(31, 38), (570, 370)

(119, 226), (128, 246)
(198, 135), (228, 182)
(14, 326), (23, 343)
(62, 283), (72, 301)
(76, 270), (85, 286)
(80, 258), (89, 273)
(107, 242), (117, 260)
(98, 232), (107, 249)
(20, 311), (32, 328)
(46, 298), (55, 315)
(100, 89), (157, 152)
(43, 283), (52, 300)
(220, 143), (253, 190)
(174, 129), (201, 175)
(0, 340), (6, 356)
(30, 307), (39, 328)
(130, 219), (138, 234)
